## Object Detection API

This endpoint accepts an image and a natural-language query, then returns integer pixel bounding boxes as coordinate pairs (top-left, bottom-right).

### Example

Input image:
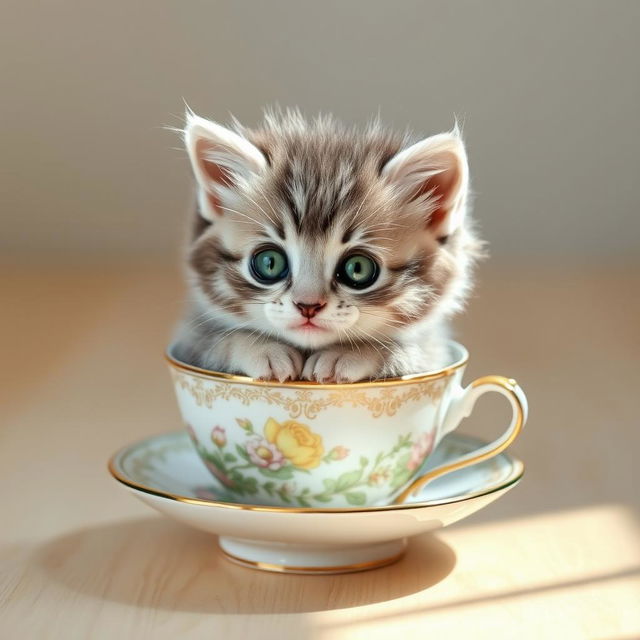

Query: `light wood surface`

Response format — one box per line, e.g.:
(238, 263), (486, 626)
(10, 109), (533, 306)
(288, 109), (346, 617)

(1, 262), (639, 639)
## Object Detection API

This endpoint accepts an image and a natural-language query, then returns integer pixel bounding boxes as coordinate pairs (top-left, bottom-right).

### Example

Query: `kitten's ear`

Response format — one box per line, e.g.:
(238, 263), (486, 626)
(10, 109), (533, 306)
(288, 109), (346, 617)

(382, 127), (469, 239)
(184, 112), (267, 220)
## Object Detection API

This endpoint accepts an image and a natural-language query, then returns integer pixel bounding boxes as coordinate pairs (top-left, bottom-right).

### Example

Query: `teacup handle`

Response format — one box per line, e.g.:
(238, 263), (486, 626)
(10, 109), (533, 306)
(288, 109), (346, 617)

(394, 375), (528, 504)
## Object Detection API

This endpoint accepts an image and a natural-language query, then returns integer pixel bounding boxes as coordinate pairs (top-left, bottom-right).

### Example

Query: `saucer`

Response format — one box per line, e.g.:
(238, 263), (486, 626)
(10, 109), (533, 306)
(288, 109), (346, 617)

(109, 431), (523, 574)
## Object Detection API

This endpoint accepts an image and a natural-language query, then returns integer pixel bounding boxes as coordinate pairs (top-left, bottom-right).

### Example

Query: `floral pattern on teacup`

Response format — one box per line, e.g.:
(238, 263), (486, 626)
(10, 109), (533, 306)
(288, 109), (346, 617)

(173, 371), (448, 419)
(187, 417), (437, 507)
(408, 431), (436, 471)
(245, 436), (285, 470)
(263, 418), (325, 469)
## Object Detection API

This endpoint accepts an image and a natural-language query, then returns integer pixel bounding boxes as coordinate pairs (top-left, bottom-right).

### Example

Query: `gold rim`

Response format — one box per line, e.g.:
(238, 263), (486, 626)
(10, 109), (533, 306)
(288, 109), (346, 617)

(165, 340), (469, 388)
(394, 376), (526, 504)
(220, 547), (405, 574)
(107, 431), (524, 514)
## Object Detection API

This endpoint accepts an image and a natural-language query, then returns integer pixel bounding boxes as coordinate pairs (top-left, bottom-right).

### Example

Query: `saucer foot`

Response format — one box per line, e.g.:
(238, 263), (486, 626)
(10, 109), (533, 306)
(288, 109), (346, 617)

(218, 536), (407, 575)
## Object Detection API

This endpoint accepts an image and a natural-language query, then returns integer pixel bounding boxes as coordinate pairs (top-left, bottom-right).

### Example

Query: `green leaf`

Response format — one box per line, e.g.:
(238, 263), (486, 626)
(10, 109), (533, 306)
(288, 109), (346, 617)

(395, 451), (411, 469)
(224, 453), (237, 463)
(229, 468), (258, 495)
(258, 466), (294, 480)
(230, 469), (244, 482)
(236, 418), (254, 433)
(233, 483), (246, 496)
(389, 453), (413, 490)
(243, 477), (258, 495)
(389, 472), (412, 491)
(323, 478), (336, 491)
(263, 481), (275, 495)
(312, 493), (332, 503)
(391, 433), (412, 455)
(359, 456), (369, 467)
(277, 489), (292, 504)
(335, 469), (363, 492)
(345, 491), (367, 506)
(296, 496), (312, 507)
(206, 449), (226, 470)
(235, 445), (250, 462)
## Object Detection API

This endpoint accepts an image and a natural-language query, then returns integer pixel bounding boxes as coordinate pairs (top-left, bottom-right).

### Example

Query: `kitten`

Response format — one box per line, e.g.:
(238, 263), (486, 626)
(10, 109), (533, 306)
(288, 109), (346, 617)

(173, 108), (482, 383)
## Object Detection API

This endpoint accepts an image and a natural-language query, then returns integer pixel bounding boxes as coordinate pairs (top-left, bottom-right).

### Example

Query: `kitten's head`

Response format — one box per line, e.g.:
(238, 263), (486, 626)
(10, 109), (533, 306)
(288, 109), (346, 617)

(184, 108), (481, 351)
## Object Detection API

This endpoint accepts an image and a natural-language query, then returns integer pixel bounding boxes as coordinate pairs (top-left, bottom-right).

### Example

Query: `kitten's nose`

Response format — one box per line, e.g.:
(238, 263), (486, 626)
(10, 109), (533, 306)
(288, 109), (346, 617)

(295, 301), (326, 319)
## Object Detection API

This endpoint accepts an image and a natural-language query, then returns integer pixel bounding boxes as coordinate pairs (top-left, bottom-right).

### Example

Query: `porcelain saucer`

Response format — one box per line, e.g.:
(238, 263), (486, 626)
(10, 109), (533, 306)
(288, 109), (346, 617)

(109, 431), (523, 574)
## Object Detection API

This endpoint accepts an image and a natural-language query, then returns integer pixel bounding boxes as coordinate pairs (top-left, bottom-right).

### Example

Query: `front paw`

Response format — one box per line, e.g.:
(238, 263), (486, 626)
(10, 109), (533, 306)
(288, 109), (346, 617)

(302, 348), (382, 383)
(233, 342), (303, 382)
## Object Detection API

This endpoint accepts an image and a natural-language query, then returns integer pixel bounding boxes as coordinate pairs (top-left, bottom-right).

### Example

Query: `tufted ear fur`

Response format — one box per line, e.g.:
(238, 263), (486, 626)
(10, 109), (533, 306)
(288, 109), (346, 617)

(184, 112), (267, 220)
(382, 127), (469, 239)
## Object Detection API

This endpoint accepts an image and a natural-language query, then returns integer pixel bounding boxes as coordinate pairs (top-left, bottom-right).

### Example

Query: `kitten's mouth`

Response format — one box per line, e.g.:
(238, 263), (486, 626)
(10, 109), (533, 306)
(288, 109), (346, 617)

(292, 320), (327, 332)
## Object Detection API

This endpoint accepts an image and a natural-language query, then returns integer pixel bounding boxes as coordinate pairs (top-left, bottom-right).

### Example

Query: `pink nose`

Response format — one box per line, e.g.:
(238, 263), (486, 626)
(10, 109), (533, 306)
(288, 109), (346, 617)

(295, 301), (326, 319)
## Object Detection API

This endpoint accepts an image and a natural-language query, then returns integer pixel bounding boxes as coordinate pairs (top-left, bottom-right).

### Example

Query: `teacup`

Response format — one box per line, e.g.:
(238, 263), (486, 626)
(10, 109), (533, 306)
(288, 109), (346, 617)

(166, 341), (527, 509)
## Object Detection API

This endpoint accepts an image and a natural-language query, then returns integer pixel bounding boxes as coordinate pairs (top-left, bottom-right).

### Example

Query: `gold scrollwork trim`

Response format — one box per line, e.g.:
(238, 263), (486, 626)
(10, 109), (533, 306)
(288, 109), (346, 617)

(171, 370), (448, 419)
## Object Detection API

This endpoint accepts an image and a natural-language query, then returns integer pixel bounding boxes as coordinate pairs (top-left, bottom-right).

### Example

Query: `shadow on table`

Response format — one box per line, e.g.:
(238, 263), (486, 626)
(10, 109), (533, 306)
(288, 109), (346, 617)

(34, 517), (456, 614)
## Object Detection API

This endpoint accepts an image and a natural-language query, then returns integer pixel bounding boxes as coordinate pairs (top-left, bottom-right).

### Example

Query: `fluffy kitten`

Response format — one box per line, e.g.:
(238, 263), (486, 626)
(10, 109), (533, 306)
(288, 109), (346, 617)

(173, 108), (481, 382)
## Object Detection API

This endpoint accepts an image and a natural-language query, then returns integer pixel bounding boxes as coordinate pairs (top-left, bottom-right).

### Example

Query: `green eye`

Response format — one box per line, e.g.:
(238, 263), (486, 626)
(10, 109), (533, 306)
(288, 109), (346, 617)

(337, 254), (379, 289)
(250, 247), (289, 283)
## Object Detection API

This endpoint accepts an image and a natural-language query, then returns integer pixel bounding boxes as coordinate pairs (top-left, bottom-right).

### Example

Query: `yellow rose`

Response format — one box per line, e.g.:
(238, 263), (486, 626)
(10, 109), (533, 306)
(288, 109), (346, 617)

(264, 418), (324, 469)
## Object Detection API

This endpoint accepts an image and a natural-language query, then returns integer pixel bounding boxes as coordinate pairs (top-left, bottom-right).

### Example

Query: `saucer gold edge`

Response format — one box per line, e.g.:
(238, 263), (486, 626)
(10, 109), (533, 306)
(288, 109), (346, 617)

(219, 547), (406, 574)
(107, 432), (524, 514)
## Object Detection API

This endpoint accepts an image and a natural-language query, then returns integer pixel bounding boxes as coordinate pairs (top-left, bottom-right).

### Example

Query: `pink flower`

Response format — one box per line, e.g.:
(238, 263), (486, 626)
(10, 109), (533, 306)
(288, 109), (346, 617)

(327, 445), (349, 461)
(368, 467), (391, 486)
(211, 426), (226, 447)
(407, 431), (435, 471)
(246, 436), (286, 470)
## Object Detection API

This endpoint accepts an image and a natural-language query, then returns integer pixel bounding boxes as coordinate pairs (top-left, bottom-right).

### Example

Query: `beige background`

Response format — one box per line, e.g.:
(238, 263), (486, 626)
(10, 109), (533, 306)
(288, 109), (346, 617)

(2, 0), (639, 261)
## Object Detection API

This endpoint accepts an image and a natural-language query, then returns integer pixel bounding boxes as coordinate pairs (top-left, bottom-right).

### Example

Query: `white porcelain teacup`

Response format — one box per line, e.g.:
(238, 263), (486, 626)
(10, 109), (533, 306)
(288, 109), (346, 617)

(166, 341), (527, 509)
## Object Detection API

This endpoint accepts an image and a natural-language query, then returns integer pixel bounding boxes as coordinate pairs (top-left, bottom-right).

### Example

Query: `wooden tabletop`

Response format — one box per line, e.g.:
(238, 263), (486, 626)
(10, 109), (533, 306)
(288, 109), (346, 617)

(1, 262), (639, 639)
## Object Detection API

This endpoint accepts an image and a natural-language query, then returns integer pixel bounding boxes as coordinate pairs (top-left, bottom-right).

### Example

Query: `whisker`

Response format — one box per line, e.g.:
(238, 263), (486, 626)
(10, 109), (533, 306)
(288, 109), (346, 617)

(337, 325), (357, 354)
(352, 198), (392, 228)
(205, 321), (254, 354)
(361, 235), (396, 243)
(352, 181), (377, 222)
(344, 327), (363, 356)
(217, 205), (261, 224)
(363, 221), (408, 232)
(360, 310), (405, 325)
(253, 182), (281, 222)
(187, 301), (268, 329)
(242, 191), (278, 227)
(353, 326), (395, 357)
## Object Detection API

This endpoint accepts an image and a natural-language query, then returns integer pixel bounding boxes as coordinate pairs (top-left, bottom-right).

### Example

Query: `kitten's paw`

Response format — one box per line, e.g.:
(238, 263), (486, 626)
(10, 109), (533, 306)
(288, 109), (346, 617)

(236, 342), (304, 382)
(302, 348), (381, 383)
